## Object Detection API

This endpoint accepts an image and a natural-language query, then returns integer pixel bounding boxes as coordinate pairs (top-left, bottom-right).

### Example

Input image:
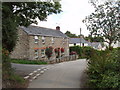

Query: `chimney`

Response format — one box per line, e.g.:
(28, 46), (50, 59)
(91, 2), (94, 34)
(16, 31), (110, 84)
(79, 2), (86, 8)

(56, 26), (60, 31)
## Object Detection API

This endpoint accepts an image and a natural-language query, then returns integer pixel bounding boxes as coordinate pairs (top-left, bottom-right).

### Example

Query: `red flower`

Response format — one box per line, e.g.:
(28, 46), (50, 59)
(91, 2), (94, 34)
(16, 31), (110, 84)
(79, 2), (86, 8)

(61, 48), (64, 53)
(54, 48), (58, 52)
(70, 51), (77, 55)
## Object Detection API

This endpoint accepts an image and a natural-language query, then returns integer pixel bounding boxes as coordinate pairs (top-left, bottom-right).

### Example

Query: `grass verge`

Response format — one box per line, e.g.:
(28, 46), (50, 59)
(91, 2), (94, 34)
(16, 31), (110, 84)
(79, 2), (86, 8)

(11, 59), (47, 65)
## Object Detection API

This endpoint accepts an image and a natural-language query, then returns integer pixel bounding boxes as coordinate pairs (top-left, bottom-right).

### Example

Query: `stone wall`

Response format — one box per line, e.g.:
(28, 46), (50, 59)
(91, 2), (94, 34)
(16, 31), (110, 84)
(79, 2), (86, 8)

(29, 35), (69, 60)
(11, 28), (69, 60)
(10, 28), (29, 59)
(46, 55), (78, 64)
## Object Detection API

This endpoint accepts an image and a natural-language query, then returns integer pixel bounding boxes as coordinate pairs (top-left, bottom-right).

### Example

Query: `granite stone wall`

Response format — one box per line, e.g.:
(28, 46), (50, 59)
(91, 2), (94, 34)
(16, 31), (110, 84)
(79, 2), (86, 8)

(10, 28), (29, 59)
(11, 28), (69, 61)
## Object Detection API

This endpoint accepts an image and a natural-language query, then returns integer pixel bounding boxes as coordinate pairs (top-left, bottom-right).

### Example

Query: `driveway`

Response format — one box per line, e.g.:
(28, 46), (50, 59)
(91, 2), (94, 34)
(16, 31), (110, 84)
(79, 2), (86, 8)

(27, 59), (88, 88)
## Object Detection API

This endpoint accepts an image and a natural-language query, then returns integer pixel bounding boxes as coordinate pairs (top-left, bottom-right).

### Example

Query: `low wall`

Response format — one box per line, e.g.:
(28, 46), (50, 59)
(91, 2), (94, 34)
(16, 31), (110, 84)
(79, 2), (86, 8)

(46, 55), (78, 64)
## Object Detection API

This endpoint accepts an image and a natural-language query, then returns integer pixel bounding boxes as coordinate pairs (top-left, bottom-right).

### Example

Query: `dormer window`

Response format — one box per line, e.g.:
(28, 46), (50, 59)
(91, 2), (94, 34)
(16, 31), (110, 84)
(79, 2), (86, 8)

(42, 36), (45, 43)
(51, 37), (54, 44)
(34, 36), (38, 43)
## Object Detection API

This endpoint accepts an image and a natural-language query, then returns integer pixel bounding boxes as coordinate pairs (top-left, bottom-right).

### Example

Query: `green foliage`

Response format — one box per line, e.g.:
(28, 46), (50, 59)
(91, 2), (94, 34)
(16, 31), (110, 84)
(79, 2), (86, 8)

(45, 47), (53, 59)
(65, 31), (84, 38)
(85, 35), (104, 42)
(11, 59), (47, 65)
(9, 74), (25, 84)
(2, 2), (62, 52)
(2, 2), (61, 88)
(83, 1), (120, 47)
(87, 48), (120, 88)
(2, 54), (26, 88)
(69, 46), (97, 59)
(65, 31), (78, 38)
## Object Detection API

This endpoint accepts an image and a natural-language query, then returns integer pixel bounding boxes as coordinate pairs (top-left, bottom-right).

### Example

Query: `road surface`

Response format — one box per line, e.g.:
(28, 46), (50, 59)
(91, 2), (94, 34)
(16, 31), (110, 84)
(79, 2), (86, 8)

(28, 59), (87, 88)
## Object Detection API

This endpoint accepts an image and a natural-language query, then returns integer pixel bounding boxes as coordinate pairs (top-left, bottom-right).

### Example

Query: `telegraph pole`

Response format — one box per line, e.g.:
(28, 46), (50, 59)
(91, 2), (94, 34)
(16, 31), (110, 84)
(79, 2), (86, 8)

(80, 28), (81, 47)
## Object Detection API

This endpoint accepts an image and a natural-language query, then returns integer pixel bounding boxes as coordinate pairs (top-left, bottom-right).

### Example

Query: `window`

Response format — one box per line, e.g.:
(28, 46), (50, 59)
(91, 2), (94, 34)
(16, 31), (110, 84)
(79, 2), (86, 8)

(51, 37), (54, 44)
(42, 36), (45, 44)
(63, 38), (65, 44)
(41, 49), (45, 58)
(34, 49), (39, 59)
(82, 43), (84, 47)
(74, 43), (76, 46)
(34, 36), (38, 43)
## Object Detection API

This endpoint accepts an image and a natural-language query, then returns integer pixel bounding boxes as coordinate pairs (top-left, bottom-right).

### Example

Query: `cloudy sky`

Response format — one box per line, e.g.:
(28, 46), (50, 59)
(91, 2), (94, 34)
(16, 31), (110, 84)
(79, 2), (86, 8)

(33, 0), (97, 36)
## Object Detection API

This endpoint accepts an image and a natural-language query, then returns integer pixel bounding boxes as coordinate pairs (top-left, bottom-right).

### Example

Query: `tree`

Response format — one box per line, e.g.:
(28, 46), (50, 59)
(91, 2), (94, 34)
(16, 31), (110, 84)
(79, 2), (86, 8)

(83, 1), (120, 48)
(2, 1), (61, 88)
(85, 35), (104, 42)
(65, 31), (83, 38)
(2, 2), (62, 52)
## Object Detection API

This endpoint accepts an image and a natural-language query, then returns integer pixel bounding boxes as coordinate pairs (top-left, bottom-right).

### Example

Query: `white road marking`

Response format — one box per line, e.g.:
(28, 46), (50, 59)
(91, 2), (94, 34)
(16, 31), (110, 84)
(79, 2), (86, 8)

(40, 71), (44, 74)
(33, 70), (37, 73)
(29, 73), (33, 76)
(24, 76), (29, 79)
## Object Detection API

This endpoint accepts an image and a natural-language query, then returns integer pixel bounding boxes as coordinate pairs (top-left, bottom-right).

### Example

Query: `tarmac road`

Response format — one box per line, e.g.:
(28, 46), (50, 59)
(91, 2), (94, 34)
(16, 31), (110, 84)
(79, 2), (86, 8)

(28, 59), (88, 88)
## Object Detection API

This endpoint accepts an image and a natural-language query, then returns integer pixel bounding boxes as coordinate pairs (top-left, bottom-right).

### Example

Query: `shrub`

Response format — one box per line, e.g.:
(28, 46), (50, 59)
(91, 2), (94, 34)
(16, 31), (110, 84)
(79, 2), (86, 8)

(70, 51), (77, 55)
(45, 47), (53, 59)
(87, 48), (120, 88)
(2, 54), (27, 88)
(69, 46), (97, 59)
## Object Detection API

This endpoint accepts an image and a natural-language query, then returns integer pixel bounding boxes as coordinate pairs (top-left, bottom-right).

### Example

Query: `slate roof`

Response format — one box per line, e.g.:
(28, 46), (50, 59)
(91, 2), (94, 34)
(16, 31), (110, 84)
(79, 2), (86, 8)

(69, 38), (102, 49)
(90, 42), (101, 49)
(20, 25), (68, 38)
(69, 38), (88, 44)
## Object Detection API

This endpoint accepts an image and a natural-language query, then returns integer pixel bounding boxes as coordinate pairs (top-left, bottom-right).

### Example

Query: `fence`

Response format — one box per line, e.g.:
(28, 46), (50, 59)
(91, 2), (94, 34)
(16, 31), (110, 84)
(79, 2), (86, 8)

(46, 55), (78, 64)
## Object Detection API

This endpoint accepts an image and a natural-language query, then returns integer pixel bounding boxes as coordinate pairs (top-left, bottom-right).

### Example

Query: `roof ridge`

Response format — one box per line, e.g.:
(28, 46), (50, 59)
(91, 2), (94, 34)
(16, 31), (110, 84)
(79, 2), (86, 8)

(30, 25), (56, 31)
(20, 25), (68, 38)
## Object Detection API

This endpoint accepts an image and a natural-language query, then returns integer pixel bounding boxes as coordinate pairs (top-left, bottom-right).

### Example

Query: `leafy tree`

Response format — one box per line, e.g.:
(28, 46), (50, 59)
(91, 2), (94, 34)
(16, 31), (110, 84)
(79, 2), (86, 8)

(65, 31), (77, 38)
(2, 2), (62, 52)
(65, 31), (83, 38)
(83, 1), (120, 48)
(2, 1), (61, 88)
(85, 35), (104, 42)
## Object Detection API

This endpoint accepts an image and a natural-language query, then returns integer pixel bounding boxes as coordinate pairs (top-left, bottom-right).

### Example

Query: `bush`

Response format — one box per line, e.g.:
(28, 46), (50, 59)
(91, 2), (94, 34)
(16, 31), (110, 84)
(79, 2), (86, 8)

(69, 46), (97, 59)
(87, 48), (120, 88)
(45, 47), (53, 59)
(2, 53), (28, 88)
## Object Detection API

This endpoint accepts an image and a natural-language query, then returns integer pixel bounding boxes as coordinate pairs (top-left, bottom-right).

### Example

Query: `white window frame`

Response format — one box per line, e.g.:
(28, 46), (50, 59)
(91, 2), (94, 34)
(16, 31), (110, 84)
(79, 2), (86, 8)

(42, 36), (45, 44)
(34, 49), (39, 59)
(41, 49), (45, 57)
(51, 37), (54, 44)
(63, 38), (65, 44)
(34, 36), (39, 44)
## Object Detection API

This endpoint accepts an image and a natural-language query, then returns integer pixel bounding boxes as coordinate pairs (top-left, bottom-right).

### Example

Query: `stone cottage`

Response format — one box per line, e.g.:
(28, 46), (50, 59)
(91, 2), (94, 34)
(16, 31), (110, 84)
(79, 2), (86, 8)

(10, 25), (69, 61)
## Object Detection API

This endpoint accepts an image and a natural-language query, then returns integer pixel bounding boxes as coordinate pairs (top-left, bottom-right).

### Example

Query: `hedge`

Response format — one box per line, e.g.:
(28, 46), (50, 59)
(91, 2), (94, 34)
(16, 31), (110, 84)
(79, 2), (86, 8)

(87, 47), (120, 88)
(69, 46), (100, 59)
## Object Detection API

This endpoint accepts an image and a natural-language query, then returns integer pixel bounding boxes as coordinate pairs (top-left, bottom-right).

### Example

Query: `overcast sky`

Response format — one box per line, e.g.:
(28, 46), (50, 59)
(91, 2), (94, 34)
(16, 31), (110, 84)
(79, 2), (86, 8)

(32, 0), (105, 36)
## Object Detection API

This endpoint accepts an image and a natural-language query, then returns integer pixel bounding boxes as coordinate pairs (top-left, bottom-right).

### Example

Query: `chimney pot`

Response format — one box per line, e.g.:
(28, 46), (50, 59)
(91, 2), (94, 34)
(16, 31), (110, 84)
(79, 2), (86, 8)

(56, 26), (60, 30)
